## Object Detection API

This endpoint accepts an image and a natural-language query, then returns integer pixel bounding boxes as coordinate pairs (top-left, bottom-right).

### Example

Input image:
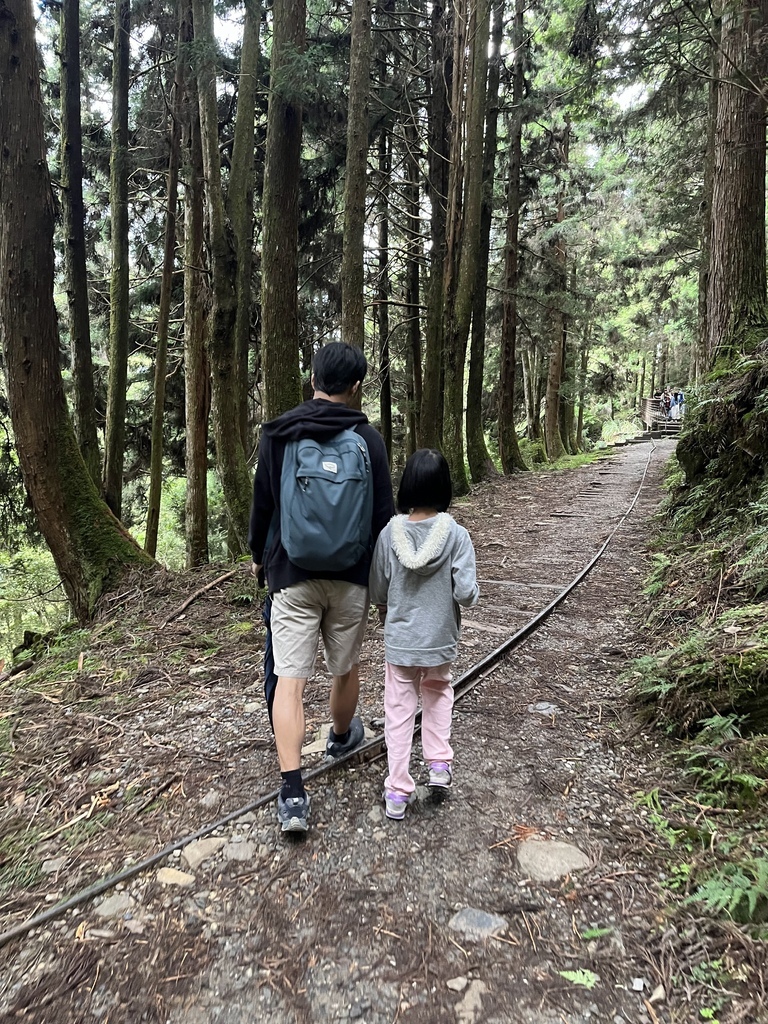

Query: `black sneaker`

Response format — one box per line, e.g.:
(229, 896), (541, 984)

(325, 715), (365, 762)
(277, 792), (310, 833)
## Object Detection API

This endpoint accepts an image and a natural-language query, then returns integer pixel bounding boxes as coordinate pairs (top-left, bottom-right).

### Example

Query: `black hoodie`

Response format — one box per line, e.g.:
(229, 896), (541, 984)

(248, 399), (394, 593)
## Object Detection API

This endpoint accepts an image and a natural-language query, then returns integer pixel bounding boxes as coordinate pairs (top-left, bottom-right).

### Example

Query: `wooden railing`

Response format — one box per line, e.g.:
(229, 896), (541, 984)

(640, 397), (664, 428)
(639, 396), (684, 430)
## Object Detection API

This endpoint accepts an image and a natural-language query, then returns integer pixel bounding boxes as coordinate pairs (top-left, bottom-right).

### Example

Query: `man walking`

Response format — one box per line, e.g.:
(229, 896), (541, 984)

(249, 343), (394, 833)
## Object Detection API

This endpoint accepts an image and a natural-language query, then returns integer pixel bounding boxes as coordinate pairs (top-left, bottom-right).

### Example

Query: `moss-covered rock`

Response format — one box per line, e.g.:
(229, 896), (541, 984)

(676, 341), (768, 522)
(633, 604), (768, 735)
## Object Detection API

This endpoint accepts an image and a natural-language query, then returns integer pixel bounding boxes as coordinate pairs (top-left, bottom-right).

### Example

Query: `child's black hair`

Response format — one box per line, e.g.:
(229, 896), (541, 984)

(312, 342), (367, 395)
(397, 448), (453, 513)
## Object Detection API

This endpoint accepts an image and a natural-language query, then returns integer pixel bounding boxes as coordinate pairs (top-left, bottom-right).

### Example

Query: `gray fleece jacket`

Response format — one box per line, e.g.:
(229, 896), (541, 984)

(368, 513), (479, 667)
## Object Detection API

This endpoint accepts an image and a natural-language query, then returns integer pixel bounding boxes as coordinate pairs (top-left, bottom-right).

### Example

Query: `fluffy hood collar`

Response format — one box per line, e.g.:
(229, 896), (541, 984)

(390, 513), (453, 575)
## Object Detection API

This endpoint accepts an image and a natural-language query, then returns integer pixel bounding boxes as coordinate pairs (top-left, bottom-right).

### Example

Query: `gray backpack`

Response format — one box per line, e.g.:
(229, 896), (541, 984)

(280, 429), (373, 571)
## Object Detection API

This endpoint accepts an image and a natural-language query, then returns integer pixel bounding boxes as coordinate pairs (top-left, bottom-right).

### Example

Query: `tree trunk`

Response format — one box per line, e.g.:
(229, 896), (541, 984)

(182, 44), (211, 569)
(543, 126), (569, 462)
(443, 0), (490, 496)
(341, 0), (371, 352)
(575, 326), (590, 451)
(534, 350), (546, 439)
(377, 125), (392, 463)
(696, 19), (719, 384)
(227, 0), (261, 448)
(543, 281), (567, 459)
(421, 0), (451, 449)
(145, 9), (185, 557)
(0, 0), (153, 621)
(705, 0), (768, 362)
(440, 0), (467, 479)
(466, 0), (502, 483)
(498, 0), (528, 473)
(561, 322), (575, 453)
(60, 0), (100, 485)
(404, 112), (422, 457)
(261, 0), (305, 419)
(193, 0), (252, 552)
(522, 342), (543, 442)
(649, 339), (659, 397)
(521, 345), (533, 437)
(638, 353), (646, 407)
(659, 334), (669, 389)
(103, 0), (131, 517)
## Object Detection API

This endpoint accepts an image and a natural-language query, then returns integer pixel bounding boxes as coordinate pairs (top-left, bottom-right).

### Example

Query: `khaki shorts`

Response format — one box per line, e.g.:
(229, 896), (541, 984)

(271, 579), (369, 678)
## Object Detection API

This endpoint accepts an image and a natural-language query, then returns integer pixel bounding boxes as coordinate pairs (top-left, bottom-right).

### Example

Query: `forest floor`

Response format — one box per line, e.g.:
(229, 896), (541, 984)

(1, 438), (765, 1024)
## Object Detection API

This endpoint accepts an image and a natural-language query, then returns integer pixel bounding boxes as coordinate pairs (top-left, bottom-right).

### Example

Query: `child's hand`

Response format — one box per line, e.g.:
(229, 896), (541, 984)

(376, 604), (387, 624)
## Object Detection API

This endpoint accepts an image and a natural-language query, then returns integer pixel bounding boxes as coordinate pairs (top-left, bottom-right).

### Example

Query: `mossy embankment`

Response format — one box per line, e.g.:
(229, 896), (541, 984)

(629, 341), (768, 940)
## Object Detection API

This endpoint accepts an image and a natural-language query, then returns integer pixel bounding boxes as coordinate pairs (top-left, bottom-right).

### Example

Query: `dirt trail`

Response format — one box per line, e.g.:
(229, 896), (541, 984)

(2, 440), (757, 1024)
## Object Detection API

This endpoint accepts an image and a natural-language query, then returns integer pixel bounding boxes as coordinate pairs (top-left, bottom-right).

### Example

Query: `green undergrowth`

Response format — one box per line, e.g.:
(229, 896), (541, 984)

(517, 438), (547, 465)
(633, 751), (767, 1018)
(517, 437), (607, 471)
(601, 414), (644, 444)
(628, 340), (768, 952)
(637, 766), (768, 926)
(549, 449), (607, 470)
(633, 341), (768, 735)
(633, 486), (768, 735)
(0, 822), (43, 897)
(0, 546), (72, 664)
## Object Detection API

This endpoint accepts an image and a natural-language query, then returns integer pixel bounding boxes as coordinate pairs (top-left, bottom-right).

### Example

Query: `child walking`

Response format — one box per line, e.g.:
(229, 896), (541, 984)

(369, 449), (479, 820)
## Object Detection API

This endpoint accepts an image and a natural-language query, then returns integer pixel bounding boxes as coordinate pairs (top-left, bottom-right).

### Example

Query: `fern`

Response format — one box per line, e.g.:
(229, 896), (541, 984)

(642, 553), (671, 598)
(686, 858), (768, 924)
(558, 969), (599, 990)
(737, 485), (768, 593)
(694, 714), (743, 745)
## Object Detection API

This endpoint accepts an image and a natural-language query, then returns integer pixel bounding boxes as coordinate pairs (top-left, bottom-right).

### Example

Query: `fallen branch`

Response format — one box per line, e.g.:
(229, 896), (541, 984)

(162, 569), (239, 625)
(133, 773), (182, 816)
(0, 658), (34, 684)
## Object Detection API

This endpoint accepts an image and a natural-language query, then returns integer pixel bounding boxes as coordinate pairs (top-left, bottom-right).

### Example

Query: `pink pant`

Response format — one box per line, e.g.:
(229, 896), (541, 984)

(384, 662), (453, 796)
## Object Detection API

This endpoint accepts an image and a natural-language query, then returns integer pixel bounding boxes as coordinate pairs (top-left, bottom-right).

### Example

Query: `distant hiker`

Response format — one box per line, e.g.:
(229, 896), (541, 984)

(369, 449), (479, 821)
(669, 390), (681, 421)
(662, 389), (672, 420)
(249, 342), (394, 834)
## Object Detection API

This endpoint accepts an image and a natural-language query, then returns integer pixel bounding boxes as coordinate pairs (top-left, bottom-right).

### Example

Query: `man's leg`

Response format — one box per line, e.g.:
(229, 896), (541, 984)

(322, 581), (369, 758)
(329, 662), (359, 737)
(270, 581), (323, 765)
(262, 594), (278, 733)
(272, 675), (307, 772)
(273, 674), (311, 832)
(270, 582), (323, 831)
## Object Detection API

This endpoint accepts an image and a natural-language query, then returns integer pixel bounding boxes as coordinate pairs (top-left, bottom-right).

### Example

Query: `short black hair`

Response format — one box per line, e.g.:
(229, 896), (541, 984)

(397, 448), (453, 513)
(312, 342), (367, 396)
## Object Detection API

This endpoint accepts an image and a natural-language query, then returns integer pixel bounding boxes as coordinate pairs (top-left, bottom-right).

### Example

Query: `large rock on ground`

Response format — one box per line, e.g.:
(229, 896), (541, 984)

(182, 837), (227, 871)
(448, 907), (508, 940)
(517, 837), (590, 882)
